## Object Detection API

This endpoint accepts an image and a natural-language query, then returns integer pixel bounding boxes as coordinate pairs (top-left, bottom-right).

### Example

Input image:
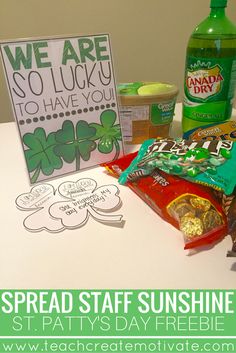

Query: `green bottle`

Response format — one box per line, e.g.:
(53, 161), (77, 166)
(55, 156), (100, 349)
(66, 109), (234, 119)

(182, 0), (236, 133)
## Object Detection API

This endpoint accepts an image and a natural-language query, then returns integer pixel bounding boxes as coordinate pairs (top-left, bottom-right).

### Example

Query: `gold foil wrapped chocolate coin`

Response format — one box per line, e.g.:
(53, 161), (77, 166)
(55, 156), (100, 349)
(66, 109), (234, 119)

(190, 197), (211, 212)
(172, 201), (195, 219)
(201, 209), (222, 231)
(180, 215), (204, 239)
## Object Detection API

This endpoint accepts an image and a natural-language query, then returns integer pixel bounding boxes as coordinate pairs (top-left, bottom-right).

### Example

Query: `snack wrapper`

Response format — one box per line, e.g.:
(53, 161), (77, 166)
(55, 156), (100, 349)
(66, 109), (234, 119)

(183, 121), (236, 141)
(119, 138), (236, 195)
(103, 152), (228, 250)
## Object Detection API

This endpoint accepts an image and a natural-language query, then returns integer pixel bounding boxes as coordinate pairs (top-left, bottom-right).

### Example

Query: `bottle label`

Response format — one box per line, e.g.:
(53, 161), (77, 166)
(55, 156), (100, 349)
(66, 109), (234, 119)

(184, 56), (236, 122)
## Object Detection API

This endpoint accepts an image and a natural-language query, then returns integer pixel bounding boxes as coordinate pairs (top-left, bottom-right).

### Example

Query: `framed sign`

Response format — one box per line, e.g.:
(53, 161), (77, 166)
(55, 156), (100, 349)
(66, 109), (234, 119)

(0, 34), (123, 183)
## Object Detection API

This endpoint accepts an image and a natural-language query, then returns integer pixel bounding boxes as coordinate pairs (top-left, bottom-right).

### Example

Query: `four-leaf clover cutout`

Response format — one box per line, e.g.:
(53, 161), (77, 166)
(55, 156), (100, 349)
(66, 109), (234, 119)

(90, 110), (122, 160)
(54, 120), (97, 170)
(23, 128), (63, 184)
(23, 109), (122, 182)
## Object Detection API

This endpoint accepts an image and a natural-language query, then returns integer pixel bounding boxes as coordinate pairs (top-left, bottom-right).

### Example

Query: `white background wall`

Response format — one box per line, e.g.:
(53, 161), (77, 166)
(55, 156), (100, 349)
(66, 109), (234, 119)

(0, 0), (236, 123)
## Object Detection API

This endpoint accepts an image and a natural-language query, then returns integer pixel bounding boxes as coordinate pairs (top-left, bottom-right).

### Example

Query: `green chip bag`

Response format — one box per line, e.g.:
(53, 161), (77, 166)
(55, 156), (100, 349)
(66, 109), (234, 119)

(119, 138), (236, 195)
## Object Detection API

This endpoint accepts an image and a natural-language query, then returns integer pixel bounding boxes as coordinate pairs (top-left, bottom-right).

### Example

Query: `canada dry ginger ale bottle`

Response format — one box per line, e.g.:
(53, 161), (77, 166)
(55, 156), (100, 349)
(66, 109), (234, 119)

(182, 0), (236, 133)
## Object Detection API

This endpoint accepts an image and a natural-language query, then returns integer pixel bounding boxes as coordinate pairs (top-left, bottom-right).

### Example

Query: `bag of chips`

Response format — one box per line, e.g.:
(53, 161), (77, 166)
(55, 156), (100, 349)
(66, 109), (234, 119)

(119, 138), (236, 195)
(103, 152), (228, 250)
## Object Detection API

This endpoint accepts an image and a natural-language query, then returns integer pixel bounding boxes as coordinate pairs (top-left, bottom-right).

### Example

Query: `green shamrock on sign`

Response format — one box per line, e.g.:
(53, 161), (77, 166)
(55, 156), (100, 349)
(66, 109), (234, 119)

(23, 128), (63, 183)
(54, 120), (97, 170)
(22, 110), (122, 183)
(90, 110), (122, 160)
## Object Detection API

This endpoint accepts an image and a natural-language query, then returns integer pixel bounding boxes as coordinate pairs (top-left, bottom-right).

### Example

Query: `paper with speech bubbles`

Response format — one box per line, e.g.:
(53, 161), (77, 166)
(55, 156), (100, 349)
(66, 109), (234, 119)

(16, 178), (123, 233)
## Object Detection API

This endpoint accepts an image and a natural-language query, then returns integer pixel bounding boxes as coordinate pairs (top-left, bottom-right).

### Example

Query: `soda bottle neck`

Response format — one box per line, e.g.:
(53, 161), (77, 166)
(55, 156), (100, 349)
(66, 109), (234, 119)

(210, 7), (226, 18)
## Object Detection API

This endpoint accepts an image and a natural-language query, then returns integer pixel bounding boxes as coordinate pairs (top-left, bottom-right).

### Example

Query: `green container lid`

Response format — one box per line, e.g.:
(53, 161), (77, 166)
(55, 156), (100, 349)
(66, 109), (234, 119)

(210, 0), (227, 8)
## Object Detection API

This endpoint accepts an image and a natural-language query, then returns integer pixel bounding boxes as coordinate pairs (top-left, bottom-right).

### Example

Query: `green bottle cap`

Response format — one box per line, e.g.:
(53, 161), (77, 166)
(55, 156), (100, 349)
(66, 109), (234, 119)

(210, 0), (227, 8)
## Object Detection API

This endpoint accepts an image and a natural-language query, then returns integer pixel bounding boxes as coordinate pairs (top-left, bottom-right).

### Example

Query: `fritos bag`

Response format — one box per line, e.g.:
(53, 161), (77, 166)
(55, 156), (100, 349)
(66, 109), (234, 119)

(103, 152), (228, 250)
